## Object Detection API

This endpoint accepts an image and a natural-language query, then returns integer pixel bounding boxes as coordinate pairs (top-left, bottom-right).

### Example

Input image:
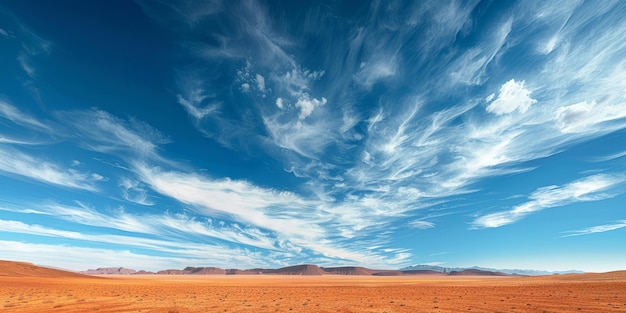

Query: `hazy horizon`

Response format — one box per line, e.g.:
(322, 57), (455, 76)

(1, 0), (626, 273)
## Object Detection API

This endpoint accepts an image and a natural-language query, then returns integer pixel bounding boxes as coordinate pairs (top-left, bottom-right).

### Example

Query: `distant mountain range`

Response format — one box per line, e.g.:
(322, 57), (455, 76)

(399, 264), (584, 276)
(81, 264), (545, 276)
(83, 267), (137, 275)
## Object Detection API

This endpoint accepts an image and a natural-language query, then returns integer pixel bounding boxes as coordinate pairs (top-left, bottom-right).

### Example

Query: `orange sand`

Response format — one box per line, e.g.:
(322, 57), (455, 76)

(2, 272), (626, 312)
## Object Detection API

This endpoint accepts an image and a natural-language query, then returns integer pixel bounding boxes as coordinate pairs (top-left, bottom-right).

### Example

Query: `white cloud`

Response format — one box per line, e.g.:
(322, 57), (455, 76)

(486, 79), (536, 115)
(0, 27), (11, 38)
(40, 202), (156, 235)
(256, 74), (265, 92)
(275, 97), (284, 109)
(17, 53), (36, 78)
(562, 220), (626, 237)
(136, 0), (222, 29)
(0, 218), (273, 267)
(0, 100), (49, 131)
(591, 150), (626, 163)
(262, 113), (335, 158)
(0, 146), (100, 191)
(450, 18), (512, 85)
(409, 220), (435, 229)
(554, 100), (626, 133)
(235, 64), (272, 96)
(63, 109), (170, 162)
(0, 203), (279, 251)
(133, 163), (322, 240)
(354, 57), (397, 88)
(177, 94), (217, 119)
(119, 178), (154, 206)
(0, 135), (43, 145)
(472, 211), (515, 228)
(176, 75), (218, 120)
(295, 94), (327, 120)
(260, 66), (332, 160)
(129, 163), (413, 266)
(19, 23), (51, 56)
(272, 67), (325, 98)
(539, 34), (560, 55)
(473, 174), (625, 228)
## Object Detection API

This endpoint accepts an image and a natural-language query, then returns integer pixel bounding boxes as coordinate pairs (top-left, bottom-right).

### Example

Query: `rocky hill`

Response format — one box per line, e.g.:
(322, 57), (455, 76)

(82, 267), (136, 275)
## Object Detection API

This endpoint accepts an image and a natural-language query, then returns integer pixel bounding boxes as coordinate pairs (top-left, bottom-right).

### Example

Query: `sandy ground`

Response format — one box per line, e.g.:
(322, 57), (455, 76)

(2, 273), (626, 312)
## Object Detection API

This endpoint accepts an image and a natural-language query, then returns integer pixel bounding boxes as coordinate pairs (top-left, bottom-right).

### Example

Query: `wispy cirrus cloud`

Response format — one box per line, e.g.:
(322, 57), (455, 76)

(449, 17), (513, 85)
(119, 178), (154, 206)
(0, 202), (276, 251)
(0, 10), (52, 102)
(135, 0), (222, 29)
(16, 53), (36, 78)
(562, 220), (626, 237)
(0, 135), (44, 145)
(0, 219), (266, 267)
(60, 109), (171, 163)
(591, 150), (626, 163)
(133, 163), (321, 240)
(354, 55), (398, 89)
(0, 27), (12, 38)
(473, 174), (625, 228)
(0, 100), (50, 131)
(0, 198), (407, 268)
(177, 93), (218, 120)
(174, 0), (295, 68)
(409, 220), (435, 229)
(554, 100), (626, 134)
(17, 21), (51, 56)
(0, 146), (102, 191)
(175, 71), (219, 120)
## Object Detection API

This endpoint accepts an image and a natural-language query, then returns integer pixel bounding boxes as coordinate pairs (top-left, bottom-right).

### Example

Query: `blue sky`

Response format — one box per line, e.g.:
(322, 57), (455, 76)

(1, 0), (626, 272)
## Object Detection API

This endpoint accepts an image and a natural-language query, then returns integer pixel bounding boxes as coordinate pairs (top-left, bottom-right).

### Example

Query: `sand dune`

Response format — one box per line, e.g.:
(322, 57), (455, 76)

(0, 260), (89, 278)
(531, 270), (626, 282)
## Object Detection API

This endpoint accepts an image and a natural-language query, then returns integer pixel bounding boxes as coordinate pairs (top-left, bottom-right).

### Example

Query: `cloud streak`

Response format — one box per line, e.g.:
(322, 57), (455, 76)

(0, 146), (101, 191)
(0, 100), (50, 131)
(562, 220), (626, 237)
(60, 109), (172, 164)
(473, 174), (625, 228)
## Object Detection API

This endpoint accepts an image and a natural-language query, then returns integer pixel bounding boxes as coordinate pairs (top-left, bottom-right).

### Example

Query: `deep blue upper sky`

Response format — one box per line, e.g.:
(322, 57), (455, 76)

(1, 0), (626, 272)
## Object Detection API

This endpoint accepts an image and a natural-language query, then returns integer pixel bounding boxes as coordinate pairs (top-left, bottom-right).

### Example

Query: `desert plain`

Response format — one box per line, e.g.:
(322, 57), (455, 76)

(2, 260), (626, 313)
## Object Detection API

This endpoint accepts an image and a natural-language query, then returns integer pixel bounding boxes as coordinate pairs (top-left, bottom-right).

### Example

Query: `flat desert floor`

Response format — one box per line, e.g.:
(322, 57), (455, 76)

(2, 272), (626, 312)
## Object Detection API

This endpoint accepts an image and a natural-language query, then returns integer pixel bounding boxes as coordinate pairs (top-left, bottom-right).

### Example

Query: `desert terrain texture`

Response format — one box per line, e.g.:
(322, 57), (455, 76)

(2, 260), (626, 313)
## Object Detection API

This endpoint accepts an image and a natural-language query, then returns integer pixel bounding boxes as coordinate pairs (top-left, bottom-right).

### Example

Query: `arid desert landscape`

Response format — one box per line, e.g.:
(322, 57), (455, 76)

(2, 260), (626, 313)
